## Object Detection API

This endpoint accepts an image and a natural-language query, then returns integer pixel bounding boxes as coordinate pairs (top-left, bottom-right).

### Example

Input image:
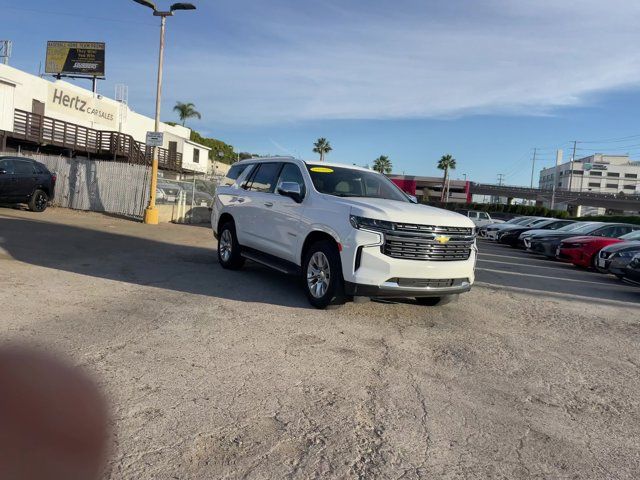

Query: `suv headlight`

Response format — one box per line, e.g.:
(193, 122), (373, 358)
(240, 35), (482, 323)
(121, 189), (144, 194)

(349, 215), (393, 231)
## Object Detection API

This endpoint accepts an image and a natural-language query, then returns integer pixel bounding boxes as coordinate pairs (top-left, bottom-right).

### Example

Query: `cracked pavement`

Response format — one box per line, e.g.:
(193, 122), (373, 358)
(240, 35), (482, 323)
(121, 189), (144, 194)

(1, 208), (639, 479)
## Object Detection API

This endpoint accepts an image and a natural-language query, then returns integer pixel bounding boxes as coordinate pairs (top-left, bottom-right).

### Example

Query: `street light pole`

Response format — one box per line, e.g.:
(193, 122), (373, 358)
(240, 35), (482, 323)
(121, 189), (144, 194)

(144, 13), (168, 224)
(133, 0), (196, 225)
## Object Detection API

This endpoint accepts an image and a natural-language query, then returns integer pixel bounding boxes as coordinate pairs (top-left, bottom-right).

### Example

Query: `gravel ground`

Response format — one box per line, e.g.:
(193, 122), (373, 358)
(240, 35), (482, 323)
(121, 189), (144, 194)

(1, 208), (639, 479)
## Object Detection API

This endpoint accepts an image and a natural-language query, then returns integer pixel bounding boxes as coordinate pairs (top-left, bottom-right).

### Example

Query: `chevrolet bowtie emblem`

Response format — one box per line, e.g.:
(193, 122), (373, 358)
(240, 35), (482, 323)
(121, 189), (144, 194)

(435, 235), (451, 244)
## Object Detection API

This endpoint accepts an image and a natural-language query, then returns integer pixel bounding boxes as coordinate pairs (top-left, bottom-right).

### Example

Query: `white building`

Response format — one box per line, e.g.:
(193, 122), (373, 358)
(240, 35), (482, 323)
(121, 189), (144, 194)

(539, 153), (640, 215)
(0, 63), (210, 174)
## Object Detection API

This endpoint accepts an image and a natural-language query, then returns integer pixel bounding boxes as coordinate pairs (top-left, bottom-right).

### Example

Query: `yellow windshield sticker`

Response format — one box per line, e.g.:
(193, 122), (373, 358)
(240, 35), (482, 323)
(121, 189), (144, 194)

(310, 167), (334, 173)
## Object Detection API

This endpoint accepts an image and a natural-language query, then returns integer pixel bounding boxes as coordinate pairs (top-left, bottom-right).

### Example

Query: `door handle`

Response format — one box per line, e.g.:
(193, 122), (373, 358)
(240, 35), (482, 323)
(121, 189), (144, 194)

(264, 202), (273, 207)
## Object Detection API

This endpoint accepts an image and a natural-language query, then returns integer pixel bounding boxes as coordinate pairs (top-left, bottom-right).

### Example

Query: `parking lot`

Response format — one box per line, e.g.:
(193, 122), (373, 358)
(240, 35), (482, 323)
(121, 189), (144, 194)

(476, 239), (640, 305)
(1, 208), (639, 479)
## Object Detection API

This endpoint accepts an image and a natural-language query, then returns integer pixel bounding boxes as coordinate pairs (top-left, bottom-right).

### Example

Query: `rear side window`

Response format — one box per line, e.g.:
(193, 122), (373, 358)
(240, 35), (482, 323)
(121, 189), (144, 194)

(13, 160), (35, 175)
(34, 162), (49, 174)
(222, 163), (251, 186)
(246, 163), (282, 193)
(0, 159), (15, 174)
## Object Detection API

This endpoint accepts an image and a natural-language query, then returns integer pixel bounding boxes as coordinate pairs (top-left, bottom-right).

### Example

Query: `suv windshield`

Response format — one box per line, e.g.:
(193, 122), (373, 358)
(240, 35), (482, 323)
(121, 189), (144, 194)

(306, 164), (409, 202)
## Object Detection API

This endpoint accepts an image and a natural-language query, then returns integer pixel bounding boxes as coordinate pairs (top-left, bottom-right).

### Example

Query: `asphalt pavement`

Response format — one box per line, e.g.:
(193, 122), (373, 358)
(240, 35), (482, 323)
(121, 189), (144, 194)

(475, 238), (640, 305)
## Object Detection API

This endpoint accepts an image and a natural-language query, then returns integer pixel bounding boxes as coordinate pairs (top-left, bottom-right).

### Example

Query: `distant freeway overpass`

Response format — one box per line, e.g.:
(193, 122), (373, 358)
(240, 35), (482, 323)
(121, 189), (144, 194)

(469, 183), (640, 211)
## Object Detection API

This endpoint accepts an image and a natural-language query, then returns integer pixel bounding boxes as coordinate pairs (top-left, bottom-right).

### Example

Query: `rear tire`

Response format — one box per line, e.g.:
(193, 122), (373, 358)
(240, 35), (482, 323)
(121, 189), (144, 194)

(415, 294), (459, 306)
(303, 240), (345, 309)
(217, 222), (245, 270)
(28, 189), (48, 212)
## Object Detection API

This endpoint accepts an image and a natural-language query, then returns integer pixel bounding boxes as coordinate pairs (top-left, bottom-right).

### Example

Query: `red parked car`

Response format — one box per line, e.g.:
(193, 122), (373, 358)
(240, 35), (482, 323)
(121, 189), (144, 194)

(558, 225), (640, 268)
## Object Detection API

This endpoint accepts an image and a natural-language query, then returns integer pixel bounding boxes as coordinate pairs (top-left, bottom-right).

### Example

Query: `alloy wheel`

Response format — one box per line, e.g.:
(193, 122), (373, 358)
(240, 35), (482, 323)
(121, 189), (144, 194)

(307, 251), (331, 298)
(219, 229), (233, 263)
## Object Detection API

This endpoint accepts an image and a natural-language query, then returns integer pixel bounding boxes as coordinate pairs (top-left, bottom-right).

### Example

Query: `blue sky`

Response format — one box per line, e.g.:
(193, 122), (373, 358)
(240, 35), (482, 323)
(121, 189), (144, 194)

(4, 0), (640, 184)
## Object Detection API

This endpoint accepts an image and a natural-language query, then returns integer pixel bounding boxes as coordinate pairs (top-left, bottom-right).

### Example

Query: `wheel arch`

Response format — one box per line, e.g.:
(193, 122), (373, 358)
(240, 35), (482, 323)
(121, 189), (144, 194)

(300, 230), (341, 266)
(217, 212), (235, 234)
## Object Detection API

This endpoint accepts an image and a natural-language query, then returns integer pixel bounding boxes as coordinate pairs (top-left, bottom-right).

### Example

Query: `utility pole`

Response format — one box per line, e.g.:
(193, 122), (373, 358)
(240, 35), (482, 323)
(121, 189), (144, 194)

(134, 0), (196, 225)
(567, 140), (577, 192)
(530, 148), (537, 188)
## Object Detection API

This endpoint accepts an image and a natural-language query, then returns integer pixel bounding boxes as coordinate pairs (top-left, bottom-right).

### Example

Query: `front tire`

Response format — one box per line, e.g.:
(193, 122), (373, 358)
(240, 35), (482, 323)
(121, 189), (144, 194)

(303, 240), (344, 309)
(217, 222), (245, 270)
(29, 189), (49, 212)
(415, 294), (459, 306)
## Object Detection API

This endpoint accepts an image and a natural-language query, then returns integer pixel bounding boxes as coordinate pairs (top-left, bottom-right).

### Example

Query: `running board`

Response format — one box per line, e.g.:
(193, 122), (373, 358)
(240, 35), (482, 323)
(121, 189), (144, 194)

(241, 249), (301, 276)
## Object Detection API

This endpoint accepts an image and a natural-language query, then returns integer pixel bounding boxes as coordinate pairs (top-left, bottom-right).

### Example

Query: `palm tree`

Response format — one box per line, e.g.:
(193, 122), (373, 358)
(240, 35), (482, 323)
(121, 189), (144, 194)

(437, 154), (457, 202)
(313, 138), (332, 162)
(372, 155), (392, 174)
(173, 102), (201, 126)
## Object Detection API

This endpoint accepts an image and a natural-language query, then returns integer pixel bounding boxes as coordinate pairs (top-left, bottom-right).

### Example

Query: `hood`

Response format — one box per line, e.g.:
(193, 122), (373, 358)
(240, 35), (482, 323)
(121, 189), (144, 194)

(562, 235), (618, 244)
(333, 197), (474, 228)
(601, 240), (640, 253)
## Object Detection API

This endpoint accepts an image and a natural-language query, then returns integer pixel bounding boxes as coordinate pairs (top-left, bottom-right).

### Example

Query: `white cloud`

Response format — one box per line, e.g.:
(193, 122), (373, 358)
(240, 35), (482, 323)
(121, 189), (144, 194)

(158, 0), (640, 124)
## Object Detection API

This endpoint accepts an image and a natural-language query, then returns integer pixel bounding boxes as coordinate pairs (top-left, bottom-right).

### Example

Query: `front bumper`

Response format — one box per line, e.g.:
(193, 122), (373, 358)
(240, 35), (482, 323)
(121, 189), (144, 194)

(345, 278), (472, 298)
(340, 228), (476, 297)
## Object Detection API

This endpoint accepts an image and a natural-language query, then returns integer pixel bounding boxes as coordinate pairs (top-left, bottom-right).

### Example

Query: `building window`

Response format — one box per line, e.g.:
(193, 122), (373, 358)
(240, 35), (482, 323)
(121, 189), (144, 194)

(625, 173), (638, 179)
(606, 183), (618, 189)
(193, 149), (200, 164)
(589, 171), (602, 176)
(607, 172), (620, 177)
(588, 182), (600, 187)
(623, 185), (636, 190)
(572, 170), (583, 175)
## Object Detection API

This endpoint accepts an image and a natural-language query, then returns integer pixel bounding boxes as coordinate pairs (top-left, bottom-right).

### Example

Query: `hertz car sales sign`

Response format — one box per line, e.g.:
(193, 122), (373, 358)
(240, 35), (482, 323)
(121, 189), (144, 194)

(45, 41), (105, 77)
(47, 84), (117, 129)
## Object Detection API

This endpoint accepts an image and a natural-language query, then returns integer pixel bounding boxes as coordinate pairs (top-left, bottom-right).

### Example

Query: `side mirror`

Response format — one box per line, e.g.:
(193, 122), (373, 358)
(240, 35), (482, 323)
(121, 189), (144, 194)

(407, 194), (418, 204)
(277, 182), (303, 203)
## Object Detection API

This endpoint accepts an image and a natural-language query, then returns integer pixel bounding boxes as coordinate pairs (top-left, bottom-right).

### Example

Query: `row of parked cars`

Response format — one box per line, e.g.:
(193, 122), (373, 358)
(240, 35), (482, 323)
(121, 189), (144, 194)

(479, 216), (640, 284)
(156, 182), (213, 207)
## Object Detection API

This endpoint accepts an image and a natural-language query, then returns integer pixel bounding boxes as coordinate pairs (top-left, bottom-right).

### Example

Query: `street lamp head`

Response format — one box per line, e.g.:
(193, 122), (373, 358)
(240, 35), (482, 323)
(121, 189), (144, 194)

(170, 2), (196, 11)
(133, 0), (157, 11)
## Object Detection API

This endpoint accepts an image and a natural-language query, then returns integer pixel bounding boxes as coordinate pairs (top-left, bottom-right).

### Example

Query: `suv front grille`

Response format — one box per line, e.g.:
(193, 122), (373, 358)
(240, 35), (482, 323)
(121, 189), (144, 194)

(379, 223), (475, 261)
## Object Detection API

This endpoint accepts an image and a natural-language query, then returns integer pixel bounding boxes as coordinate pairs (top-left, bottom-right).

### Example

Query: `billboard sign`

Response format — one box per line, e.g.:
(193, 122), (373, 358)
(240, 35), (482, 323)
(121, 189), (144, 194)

(45, 41), (105, 77)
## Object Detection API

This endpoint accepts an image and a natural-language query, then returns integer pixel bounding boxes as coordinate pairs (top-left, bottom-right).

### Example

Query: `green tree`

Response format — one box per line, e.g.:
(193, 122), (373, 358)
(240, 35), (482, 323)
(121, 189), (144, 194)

(173, 102), (201, 127)
(372, 155), (392, 174)
(313, 137), (332, 162)
(437, 154), (457, 202)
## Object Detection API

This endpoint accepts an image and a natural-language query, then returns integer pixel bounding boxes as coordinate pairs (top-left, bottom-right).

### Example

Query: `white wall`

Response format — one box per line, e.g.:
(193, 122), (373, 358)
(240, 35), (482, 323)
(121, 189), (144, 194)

(0, 64), (208, 171)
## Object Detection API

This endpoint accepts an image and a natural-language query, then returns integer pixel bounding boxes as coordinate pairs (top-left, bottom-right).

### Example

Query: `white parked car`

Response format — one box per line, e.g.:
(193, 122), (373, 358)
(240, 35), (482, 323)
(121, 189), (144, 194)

(460, 210), (502, 228)
(211, 157), (477, 308)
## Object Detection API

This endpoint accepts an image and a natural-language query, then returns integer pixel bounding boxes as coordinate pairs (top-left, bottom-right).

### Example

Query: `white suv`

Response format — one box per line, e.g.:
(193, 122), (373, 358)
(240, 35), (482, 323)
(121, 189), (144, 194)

(211, 157), (477, 309)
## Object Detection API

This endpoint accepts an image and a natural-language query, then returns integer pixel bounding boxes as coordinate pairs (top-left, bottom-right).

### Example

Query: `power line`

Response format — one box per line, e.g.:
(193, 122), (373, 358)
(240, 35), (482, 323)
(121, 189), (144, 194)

(578, 134), (640, 144)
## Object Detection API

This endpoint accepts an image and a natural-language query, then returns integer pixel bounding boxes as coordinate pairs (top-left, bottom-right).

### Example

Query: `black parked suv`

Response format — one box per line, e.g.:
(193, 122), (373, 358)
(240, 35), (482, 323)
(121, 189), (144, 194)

(0, 156), (56, 212)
